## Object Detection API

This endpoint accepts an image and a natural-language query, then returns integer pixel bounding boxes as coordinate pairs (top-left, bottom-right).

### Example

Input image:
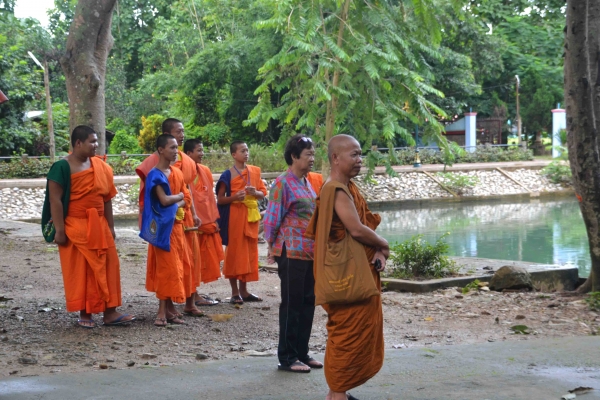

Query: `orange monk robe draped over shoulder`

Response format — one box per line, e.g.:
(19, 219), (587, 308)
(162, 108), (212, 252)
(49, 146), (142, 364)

(173, 151), (201, 295)
(58, 157), (121, 314)
(306, 180), (384, 393)
(192, 163), (223, 284)
(306, 172), (324, 197)
(145, 167), (191, 303)
(222, 165), (267, 282)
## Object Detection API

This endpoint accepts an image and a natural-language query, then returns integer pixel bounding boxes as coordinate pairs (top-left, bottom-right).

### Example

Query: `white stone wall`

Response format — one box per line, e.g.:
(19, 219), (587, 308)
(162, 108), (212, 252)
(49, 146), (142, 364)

(0, 169), (568, 220)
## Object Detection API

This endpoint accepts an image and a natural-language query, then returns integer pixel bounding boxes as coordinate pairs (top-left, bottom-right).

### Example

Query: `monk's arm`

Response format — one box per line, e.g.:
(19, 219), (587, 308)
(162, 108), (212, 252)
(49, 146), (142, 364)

(216, 183), (245, 205)
(334, 190), (389, 250)
(187, 184), (201, 226)
(48, 180), (66, 245)
(104, 200), (116, 239)
(154, 185), (185, 207)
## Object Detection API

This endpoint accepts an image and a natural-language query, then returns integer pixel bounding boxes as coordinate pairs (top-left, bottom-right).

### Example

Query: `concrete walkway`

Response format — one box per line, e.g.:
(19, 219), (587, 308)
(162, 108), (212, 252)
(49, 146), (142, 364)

(0, 161), (553, 189)
(1, 336), (598, 400)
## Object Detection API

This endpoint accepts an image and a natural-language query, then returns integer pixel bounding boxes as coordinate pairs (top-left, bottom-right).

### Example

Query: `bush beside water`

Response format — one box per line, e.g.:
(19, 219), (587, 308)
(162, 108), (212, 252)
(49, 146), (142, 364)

(388, 233), (459, 279)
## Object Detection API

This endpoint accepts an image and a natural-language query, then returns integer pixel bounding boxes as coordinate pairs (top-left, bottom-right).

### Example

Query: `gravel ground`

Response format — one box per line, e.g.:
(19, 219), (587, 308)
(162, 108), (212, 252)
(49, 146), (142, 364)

(0, 224), (597, 379)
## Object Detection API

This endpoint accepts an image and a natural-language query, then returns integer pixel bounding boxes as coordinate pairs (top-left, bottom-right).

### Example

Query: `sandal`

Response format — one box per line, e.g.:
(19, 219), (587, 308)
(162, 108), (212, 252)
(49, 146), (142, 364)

(77, 319), (96, 329)
(277, 360), (311, 373)
(195, 297), (219, 306)
(347, 394), (359, 400)
(229, 295), (244, 305)
(300, 357), (323, 369)
(183, 309), (205, 317)
(154, 318), (167, 327)
(167, 317), (186, 325)
(241, 293), (262, 302)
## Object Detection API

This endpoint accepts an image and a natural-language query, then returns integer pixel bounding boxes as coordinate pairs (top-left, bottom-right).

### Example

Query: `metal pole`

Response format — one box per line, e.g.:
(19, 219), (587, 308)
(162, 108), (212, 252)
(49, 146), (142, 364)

(43, 59), (55, 162)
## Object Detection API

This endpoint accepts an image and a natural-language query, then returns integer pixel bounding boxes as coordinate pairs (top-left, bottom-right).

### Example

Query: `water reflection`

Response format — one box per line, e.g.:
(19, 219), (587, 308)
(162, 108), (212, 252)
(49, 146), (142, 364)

(376, 198), (591, 277)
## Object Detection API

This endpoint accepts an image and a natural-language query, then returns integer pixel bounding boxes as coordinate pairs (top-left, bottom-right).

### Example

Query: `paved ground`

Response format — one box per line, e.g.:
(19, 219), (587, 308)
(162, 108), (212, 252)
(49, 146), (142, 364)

(1, 336), (598, 400)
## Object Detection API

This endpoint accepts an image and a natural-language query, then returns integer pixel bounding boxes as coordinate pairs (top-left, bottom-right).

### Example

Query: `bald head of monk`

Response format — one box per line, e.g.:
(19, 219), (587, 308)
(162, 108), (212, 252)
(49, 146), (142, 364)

(328, 134), (362, 180)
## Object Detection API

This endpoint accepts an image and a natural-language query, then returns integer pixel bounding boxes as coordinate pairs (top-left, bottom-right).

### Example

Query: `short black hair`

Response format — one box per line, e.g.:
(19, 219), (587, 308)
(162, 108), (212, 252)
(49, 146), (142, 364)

(162, 118), (182, 134)
(230, 140), (246, 154)
(156, 134), (176, 150)
(184, 138), (202, 154)
(284, 134), (314, 165)
(71, 125), (96, 147)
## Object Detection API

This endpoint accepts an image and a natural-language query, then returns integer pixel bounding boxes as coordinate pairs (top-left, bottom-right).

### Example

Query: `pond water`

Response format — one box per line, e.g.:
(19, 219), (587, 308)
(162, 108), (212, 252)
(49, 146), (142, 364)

(375, 197), (591, 277)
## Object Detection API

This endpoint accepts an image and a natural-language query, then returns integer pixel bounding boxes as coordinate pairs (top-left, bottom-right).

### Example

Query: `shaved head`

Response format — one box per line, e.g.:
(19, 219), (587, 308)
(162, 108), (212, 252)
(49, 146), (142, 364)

(328, 134), (360, 161)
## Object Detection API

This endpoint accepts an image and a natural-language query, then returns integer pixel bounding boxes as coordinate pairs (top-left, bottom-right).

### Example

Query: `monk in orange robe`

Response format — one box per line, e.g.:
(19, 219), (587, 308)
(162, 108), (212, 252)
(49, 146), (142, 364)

(307, 171), (323, 197)
(136, 118), (204, 317)
(216, 141), (267, 304)
(47, 125), (135, 328)
(184, 139), (224, 294)
(306, 135), (389, 400)
(143, 134), (192, 326)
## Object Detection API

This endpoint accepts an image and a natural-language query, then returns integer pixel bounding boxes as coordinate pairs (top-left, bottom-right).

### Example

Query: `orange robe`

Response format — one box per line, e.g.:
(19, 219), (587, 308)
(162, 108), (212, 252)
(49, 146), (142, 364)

(222, 165), (267, 282)
(307, 181), (384, 393)
(192, 163), (224, 284)
(145, 167), (191, 303)
(173, 151), (201, 295)
(307, 172), (323, 197)
(57, 157), (121, 314)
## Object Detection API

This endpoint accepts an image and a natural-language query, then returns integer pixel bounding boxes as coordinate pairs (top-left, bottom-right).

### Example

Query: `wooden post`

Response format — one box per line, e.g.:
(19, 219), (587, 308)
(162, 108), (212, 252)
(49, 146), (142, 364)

(43, 59), (55, 162)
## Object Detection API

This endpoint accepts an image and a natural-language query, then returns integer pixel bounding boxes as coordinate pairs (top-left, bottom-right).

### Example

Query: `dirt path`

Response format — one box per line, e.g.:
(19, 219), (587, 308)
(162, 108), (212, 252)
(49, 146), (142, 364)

(0, 222), (597, 378)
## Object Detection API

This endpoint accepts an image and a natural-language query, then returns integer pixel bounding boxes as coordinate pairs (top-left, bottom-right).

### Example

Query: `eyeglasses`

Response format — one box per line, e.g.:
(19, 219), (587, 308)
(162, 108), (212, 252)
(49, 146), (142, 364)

(297, 137), (313, 144)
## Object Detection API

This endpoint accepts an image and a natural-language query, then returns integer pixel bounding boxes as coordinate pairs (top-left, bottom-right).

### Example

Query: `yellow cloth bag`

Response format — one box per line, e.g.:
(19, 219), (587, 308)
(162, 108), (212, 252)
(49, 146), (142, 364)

(175, 207), (185, 221)
(240, 195), (261, 223)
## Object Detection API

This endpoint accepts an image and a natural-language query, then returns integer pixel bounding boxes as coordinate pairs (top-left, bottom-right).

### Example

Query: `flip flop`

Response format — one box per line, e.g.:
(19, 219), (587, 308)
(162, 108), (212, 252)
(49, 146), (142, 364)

(241, 293), (262, 302)
(229, 295), (244, 305)
(195, 298), (219, 306)
(103, 314), (136, 326)
(347, 393), (359, 400)
(277, 361), (311, 373)
(167, 317), (186, 325)
(77, 319), (96, 329)
(300, 357), (323, 369)
(154, 318), (167, 327)
(183, 309), (205, 317)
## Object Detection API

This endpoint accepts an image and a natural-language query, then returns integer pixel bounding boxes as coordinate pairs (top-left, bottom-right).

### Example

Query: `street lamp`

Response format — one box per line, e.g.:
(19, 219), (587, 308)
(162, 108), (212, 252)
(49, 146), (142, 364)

(28, 51), (55, 162)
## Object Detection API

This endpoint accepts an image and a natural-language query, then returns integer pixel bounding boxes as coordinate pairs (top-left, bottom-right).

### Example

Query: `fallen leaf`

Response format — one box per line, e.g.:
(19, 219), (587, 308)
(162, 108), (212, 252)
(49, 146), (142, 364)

(569, 387), (594, 395)
(424, 317), (434, 322)
(209, 314), (234, 322)
(510, 325), (531, 335)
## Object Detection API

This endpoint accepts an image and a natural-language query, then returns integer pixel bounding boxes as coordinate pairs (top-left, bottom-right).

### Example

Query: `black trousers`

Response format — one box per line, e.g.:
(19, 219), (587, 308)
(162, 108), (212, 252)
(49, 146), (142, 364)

(276, 245), (316, 367)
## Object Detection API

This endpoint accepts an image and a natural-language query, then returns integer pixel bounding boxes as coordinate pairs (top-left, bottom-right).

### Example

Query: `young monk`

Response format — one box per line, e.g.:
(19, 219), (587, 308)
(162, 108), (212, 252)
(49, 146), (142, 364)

(141, 134), (190, 327)
(184, 139), (223, 306)
(216, 141), (267, 305)
(44, 125), (135, 328)
(136, 118), (203, 317)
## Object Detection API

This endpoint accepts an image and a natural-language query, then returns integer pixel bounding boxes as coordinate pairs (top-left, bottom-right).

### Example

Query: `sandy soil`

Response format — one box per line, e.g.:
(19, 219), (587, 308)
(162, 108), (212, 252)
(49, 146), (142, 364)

(0, 223), (598, 379)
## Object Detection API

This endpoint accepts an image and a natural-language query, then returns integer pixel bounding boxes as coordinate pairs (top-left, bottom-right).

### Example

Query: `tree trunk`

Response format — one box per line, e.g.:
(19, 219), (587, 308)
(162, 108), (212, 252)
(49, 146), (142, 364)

(60, 0), (117, 155)
(322, 0), (352, 180)
(565, 0), (600, 292)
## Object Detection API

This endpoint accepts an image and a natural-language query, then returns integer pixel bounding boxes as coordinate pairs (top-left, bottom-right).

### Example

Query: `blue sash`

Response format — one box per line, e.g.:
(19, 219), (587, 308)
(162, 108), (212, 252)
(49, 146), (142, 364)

(139, 168), (178, 251)
(216, 169), (231, 246)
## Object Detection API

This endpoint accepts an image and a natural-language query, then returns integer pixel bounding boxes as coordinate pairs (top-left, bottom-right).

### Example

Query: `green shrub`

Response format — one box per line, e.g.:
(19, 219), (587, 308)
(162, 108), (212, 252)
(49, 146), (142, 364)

(107, 157), (141, 176)
(436, 172), (479, 195)
(186, 123), (232, 147)
(109, 129), (143, 155)
(388, 233), (458, 279)
(0, 158), (53, 179)
(541, 161), (571, 184)
(386, 145), (533, 166)
(137, 114), (164, 153)
(584, 292), (600, 311)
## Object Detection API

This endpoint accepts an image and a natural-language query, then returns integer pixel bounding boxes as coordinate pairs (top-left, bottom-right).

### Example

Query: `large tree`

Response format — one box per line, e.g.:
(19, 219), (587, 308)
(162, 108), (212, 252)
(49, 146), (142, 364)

(565, 0), (600, 292)
(60, 0), (116, 154)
